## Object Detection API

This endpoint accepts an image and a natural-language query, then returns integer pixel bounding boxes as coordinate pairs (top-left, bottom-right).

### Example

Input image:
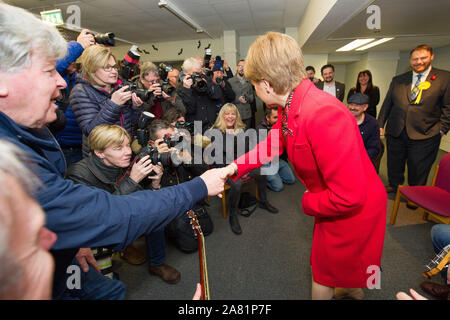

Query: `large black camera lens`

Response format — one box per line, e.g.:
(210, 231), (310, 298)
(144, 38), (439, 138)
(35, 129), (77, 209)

(94, 32), (115, 46)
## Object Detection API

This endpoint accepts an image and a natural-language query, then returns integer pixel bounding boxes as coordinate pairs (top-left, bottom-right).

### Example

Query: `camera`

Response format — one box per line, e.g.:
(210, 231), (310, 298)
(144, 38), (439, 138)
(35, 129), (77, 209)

(112, 80), (153, 103)
(156, 63), (175, 99)
(87, 32), (115, 46)
(163, 132), (185, 149)
(175, 120), (194, 136)
(136, 111), (155, 147)
(215, 77), (223, 86)
(191, 72), (208, 93)
(204, 48), (212, 70)
(137, 145), (172, 168)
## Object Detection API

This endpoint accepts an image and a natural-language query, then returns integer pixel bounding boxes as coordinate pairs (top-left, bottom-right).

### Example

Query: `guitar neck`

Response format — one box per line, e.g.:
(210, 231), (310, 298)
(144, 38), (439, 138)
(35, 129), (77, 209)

(188, 210), (210, 300)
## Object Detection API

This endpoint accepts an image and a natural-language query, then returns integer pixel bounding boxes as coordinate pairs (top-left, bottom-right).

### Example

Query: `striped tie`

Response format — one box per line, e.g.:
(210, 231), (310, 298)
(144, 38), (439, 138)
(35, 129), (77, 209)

(411, 74), (422, 100)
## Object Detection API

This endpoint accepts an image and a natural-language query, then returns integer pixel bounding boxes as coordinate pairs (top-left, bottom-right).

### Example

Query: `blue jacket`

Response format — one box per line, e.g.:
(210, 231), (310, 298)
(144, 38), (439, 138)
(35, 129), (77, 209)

(0, 111), (207, 297)
(55, 41), (84, 147)
(70, 76), (141, 156)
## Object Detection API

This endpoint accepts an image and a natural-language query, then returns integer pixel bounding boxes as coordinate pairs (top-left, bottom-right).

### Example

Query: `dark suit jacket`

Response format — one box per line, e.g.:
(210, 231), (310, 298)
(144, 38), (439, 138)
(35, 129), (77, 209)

(316, 81), (346, 102)
(377, 67), (450, 140)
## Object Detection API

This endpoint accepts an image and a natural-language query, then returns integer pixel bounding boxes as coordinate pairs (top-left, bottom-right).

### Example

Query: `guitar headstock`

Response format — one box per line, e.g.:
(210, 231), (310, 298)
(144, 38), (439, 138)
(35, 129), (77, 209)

(187, 210), (204, 236)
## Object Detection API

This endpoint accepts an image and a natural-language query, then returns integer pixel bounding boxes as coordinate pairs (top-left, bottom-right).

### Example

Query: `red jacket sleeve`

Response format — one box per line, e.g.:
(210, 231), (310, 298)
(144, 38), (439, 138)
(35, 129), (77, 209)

(232, 120), (285, 180)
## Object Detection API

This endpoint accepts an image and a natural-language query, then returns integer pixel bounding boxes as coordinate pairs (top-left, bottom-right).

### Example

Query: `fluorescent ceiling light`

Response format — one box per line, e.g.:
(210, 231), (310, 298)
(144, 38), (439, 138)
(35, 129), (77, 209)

(356, 37), (395, 50)
(158, 0), (210, 37)
(336, 39), (375, 52)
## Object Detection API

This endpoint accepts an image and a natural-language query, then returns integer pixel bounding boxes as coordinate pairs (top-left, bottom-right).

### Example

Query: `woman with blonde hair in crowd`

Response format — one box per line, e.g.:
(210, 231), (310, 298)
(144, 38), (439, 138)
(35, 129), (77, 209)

(223, 32), (387, 299)
(70, 44), (144, 158)
(205, 103), (278, 235)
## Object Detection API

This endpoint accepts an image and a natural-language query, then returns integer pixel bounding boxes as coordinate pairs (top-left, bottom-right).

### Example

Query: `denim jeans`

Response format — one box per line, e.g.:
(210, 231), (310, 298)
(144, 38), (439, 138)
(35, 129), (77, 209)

(261, 159), (295, 192)
(58, 259), (126, 300)
(145, 229), (166, 266)
(430, 224), (450, 286)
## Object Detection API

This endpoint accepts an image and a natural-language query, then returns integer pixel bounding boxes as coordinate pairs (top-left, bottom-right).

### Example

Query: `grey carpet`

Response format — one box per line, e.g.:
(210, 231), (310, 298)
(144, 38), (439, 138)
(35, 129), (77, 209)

(114, 143), (447, 300)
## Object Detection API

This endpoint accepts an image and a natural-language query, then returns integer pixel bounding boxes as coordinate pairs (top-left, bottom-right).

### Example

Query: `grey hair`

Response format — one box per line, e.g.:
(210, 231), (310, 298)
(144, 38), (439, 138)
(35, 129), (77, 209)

(0, 140), (42, 195)
(0, 139), (42, 298)
(0, 3), (67, 73)
(182, 57), (202, 73)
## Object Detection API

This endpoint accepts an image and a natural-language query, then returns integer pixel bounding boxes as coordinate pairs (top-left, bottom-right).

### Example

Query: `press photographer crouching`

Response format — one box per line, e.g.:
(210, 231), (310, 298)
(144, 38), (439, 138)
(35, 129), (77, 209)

(66, 124), (183, 284)
(178, 57), (225, 132)
(70, 44), (144, 157)
(147, 120), (212, 253)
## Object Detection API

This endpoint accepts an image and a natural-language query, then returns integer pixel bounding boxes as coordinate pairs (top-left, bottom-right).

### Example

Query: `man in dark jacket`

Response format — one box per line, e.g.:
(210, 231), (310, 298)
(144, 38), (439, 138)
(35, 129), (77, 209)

(178, 57), (231, 132)
(0, 2), (227, 300)
(378, 44), (450, 198)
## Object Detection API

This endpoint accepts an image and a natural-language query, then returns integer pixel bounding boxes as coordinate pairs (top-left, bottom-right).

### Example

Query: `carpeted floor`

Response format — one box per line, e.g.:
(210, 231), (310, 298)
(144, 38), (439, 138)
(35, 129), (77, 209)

(114, 141), (448, 300)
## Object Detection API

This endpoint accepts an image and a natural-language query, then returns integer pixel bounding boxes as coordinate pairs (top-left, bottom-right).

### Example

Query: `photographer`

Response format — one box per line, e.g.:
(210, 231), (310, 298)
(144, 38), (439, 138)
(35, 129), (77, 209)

(147, 120), (211, 252)
(211, 59), (236, 115)
(131, 61), (169, 119)
(66, 125), (182, 284)
(70, 44), (144, 157)
(178, 57), (224, 132)
(228, 59), (255, 129)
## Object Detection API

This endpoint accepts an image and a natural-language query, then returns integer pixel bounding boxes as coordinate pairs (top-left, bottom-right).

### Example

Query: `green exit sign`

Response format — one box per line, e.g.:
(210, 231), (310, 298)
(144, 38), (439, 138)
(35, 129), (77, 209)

(40, 9), (64, 25)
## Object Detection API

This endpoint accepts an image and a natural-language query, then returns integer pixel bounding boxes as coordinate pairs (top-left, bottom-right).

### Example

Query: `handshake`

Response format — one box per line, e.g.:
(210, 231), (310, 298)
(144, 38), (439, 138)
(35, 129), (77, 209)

(198, 163), (237, 198)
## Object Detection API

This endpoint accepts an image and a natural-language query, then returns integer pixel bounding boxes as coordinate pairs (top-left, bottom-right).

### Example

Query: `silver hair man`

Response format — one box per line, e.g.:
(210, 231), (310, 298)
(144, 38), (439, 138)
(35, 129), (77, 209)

(0, 3), (67, 73)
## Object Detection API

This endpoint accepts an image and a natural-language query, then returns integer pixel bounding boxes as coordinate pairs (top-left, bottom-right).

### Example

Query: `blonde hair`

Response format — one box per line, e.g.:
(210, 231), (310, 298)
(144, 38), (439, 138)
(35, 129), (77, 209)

(80, 45), (116, 85)
(88, 125), (130, 154)
(212, 103), (246, 132)
(245, 32), (307, 94)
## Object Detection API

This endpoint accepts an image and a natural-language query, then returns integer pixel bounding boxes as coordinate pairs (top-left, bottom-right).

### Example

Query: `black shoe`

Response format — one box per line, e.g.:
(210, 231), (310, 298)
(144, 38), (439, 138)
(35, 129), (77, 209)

(259, 200), (279, 214)
(229, 212), (242, 235)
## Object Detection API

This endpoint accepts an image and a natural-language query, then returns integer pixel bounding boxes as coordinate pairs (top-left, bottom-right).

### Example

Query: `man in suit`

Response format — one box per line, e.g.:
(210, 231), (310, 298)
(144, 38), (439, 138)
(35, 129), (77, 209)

(316, 64), (345, 102)
(378, 44), (450, 205)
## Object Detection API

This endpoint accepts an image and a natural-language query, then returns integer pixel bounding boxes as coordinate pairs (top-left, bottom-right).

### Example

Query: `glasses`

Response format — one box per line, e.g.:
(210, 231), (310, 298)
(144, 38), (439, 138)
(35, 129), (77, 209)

(103, 65), (119, 72)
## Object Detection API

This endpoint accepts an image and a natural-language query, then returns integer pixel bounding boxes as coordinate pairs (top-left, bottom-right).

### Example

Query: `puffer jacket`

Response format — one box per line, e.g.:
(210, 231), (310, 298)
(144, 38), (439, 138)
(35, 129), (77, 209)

(70, 76), (142, 156)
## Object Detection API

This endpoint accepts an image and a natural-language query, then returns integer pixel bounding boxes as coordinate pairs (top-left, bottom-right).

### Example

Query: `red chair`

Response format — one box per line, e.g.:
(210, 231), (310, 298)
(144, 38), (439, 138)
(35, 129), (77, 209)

(390, 153), (450, 225)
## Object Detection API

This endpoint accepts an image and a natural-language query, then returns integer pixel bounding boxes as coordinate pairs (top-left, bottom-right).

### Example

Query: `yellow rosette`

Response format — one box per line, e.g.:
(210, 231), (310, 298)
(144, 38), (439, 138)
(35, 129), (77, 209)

(413, 81), (431, 104)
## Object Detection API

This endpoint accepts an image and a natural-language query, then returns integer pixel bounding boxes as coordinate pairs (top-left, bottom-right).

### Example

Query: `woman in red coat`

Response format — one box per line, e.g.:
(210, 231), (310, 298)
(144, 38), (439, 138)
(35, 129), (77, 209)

(224, 32), (387, 299)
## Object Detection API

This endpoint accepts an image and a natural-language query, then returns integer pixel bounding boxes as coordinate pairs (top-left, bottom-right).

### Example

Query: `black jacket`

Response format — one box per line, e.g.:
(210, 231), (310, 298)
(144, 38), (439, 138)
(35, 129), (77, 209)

(178, 75), (235, 131)
(378, 67), (450, 139)
(66, 154), (142, 195)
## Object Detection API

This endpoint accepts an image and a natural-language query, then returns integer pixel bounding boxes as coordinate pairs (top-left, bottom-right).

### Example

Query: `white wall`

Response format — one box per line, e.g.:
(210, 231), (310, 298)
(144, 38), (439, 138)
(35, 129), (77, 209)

(343, 51), (400, 117)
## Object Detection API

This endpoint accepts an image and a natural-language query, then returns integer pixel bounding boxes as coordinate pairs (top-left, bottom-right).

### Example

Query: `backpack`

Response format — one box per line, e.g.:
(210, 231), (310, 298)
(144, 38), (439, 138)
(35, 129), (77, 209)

(238, 192), (259, 217)
(166, 204), (213, 253)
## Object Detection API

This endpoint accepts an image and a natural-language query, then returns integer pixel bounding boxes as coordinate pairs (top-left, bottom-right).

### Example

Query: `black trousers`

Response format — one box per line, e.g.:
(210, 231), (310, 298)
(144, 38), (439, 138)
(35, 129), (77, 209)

(227, 169), (267, 212)
(386, 129), (441, 189)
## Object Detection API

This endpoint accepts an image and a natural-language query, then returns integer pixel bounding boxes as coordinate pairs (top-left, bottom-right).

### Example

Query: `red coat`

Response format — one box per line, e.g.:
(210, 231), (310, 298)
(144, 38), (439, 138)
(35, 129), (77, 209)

(233, 80), (386, 287)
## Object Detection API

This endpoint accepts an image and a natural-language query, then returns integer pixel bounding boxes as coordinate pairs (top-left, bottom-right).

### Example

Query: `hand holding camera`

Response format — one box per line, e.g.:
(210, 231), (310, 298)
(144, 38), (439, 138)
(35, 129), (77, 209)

(77, 29), (95, 49)
(183, 75), (193, 89)
(129, 155), (156, 183)
(111, 85), (132, 106)
(238, 95), (247, 104)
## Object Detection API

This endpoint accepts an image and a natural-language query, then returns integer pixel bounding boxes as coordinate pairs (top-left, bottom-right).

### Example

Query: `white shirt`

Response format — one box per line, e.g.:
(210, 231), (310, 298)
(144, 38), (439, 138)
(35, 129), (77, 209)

(411, 65), (432, 91)
(323, 81), (336, 97)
